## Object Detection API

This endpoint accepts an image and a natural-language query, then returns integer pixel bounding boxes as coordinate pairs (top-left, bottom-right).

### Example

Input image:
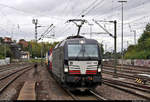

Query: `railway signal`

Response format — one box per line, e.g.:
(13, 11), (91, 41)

(32, 18), (38, 43)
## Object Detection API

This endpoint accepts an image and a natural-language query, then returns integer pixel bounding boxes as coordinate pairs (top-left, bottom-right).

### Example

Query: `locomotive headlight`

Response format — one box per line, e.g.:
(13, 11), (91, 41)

(98, 66), (101, 72)
(64, 67), (68, 72)
(80, 40), (85, 44)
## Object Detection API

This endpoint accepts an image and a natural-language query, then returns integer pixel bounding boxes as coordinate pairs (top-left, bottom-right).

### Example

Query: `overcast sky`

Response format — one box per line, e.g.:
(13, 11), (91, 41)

(0, 0), (150, 52)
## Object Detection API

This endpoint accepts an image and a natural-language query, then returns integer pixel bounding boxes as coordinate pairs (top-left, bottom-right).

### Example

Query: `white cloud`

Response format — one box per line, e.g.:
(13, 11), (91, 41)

(0, 0), (150, 52)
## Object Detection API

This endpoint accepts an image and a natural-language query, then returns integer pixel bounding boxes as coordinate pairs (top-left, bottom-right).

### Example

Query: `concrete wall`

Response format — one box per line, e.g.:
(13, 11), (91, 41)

(118, 59), (133, 66)
(133, 60), (150, 67)
(104, 59), (150, 67)
(0, 58), (10, 66)
(117, 59), (150, 67)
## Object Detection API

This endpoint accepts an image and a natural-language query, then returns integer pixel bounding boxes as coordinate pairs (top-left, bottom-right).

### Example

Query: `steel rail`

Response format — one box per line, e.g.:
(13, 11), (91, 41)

(103, 81), (150, 100)
(89, 90), (107, 100)
(103, 64), (150, 71)
(0, 66), (31, 81)
(102, 69), (150, 82)
(103, 78), (150, 93)
(0, 63), (31, 73)
(102, 70), (135, 80)
(49, 72), (79, 100)
(64, 89), (80, 100)
(50, 72), (105, 100)
(103, 66), (150, 74)
(103, 67), (140, 74)
(0, 66), (33, 94)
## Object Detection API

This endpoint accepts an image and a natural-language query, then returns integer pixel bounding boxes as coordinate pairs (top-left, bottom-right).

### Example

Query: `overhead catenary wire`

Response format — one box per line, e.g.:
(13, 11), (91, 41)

(58, 0), (103, 36)
(52, 0), (147, 38)
(38, 24), (55, 40)
(0, 3), (67, 21)
(0, 0), (149, 43)
(78, 0), (99, 16)
(83, 0), (105, 16)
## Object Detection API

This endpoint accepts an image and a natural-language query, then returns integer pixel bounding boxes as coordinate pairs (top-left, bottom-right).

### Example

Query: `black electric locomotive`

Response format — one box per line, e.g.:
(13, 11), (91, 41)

(49, 35), (102, 91)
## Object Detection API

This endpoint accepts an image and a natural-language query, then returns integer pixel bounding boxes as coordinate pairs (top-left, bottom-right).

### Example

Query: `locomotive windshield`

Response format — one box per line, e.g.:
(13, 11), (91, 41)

(68, 44), (99, 58)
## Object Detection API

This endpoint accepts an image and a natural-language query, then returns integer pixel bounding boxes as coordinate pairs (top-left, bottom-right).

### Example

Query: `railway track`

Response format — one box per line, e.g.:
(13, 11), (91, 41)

(103, 78), (150, 100)
(102, 68), (150, 83)
(50, 72), (107, 100)
(117, 64), (150, 69)
(103, 66), (150, 74)
(0, 63), (31, 74)
(103, 64), (150, 72)
(64, 89), (107, 100)
(102, 70), (136, 80)
(0, 65), (33, 94)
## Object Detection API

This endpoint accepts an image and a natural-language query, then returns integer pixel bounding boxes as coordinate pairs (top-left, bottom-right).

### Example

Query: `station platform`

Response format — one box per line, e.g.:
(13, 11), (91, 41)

(17, 81), (36, 100)
(17, 64), (41, 100)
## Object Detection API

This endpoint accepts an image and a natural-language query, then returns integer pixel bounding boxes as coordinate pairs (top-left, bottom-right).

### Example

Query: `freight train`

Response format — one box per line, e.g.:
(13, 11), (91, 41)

(47, 35), (102, 91)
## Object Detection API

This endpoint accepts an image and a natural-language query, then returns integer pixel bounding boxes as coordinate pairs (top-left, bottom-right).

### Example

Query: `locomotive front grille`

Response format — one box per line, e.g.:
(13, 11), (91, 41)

(68, 61), (98, 75)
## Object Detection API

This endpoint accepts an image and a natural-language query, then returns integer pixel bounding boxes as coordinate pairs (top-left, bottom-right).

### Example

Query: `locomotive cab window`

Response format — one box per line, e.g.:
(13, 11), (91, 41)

(84, 44), (98, 57)
(67, 44), (99, 58)
(68, 44), (82, 57)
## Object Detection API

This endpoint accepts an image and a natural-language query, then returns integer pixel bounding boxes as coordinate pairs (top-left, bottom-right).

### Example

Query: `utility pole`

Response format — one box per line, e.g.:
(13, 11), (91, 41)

(118, 0), (127, 67)
(32, 18), (38, 43)
(41, 39), (43, 66)
(133, 30), (136, 45)
(129, 24), (136, 45)
(4, 42), (6, 59)
(113, 20), (117, 78)
(127, 41), (129, 48)
(105, 44), (107, 54)
(89, 24), (93, 39)
(93, 19), (118, 78)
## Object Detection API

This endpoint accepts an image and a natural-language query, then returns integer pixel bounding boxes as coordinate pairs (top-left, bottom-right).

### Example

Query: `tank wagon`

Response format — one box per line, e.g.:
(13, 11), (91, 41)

(48, 36), (102, 91)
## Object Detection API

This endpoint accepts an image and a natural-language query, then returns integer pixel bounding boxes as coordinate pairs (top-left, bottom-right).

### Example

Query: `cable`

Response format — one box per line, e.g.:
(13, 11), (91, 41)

(58, 0), (102, 36)
(0, 3), (67, 21)
(81, 0), (105, 16)
(78, 0), (99, 16)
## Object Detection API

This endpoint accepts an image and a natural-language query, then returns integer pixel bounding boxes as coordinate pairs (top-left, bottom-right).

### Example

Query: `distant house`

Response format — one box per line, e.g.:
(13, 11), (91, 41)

(19, 39), (28, 48)
(20, 51), (30, 60)
(4, 37), (12, 43)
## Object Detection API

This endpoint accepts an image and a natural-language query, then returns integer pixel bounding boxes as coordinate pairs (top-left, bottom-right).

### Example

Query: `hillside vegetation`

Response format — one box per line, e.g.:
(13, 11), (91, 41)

(124, 23), (150, 59)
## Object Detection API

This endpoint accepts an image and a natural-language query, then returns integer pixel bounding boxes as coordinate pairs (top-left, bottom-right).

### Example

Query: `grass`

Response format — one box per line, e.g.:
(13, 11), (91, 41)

(27, 58), (42, 63)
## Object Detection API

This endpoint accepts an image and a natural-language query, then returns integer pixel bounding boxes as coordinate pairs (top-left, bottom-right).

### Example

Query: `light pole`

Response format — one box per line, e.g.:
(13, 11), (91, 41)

(118, 0), (127, 67)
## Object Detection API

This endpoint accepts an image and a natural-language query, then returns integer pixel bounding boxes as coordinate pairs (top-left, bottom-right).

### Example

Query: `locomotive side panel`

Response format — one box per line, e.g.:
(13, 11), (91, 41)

(52, 48), (61, 79)
(59, 46), (65, 83)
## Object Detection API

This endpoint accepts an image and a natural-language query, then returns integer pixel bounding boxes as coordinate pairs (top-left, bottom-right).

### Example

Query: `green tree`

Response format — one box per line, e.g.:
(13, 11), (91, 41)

(0, 37), (3, 44)
(27, 41), (59, 58)
(145, 23), (150, 32)
(138, 23), (150, 44)
(125, 23), (150, 59)
(0, 44), (12, 59)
